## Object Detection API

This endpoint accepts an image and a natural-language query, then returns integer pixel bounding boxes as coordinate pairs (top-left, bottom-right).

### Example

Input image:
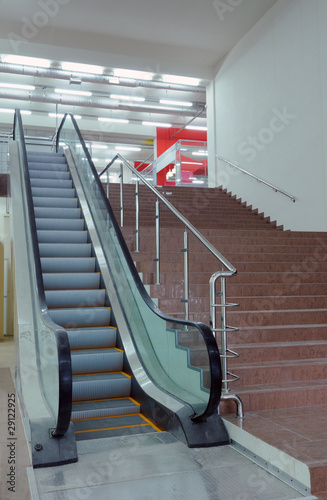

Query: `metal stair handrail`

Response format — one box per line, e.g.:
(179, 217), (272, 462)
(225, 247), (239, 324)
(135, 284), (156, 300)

(218, 156), (296, 202)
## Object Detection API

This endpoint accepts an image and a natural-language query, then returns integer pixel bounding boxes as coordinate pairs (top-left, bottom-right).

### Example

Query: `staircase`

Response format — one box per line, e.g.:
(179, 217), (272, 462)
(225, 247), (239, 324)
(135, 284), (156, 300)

(27, 151), (160, 440)
(108, 183), (327, 414)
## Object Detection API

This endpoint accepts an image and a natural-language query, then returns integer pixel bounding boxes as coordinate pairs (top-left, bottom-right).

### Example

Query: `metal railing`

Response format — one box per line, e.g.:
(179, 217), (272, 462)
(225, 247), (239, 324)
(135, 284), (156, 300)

(218, 156), (296, 202)
(99, 154), (244, 417)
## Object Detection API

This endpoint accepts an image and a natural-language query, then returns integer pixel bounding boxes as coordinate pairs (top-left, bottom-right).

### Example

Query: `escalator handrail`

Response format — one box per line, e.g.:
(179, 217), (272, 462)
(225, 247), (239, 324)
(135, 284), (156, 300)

(56, 112), (222, 421)
(13, 109), (72, 437)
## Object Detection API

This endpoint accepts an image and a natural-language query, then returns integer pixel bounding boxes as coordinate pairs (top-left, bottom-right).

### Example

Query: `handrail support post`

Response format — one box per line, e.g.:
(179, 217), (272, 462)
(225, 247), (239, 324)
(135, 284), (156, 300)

(135, 179), (140, 252)
(182, 228), (189, 321)
(120, 162), (124, 227)
(155, 200), (160, 284)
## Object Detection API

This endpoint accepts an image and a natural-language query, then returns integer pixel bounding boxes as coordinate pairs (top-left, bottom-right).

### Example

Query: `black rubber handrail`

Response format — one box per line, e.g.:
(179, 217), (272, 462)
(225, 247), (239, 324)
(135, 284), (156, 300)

(56, 113), (223, 421)
(13, 110), (72, 437)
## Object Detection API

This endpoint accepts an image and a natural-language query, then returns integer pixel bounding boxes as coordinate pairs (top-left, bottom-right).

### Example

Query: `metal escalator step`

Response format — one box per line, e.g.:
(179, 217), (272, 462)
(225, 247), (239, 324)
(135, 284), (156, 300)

(72, 372), (131, 401)
(33, 197), (78, 209)
(39, 243), (92, 258)
(67, 327), (117, 350)
(71, 397), (140, 420)
(37, 230), (88, 243)
(43, 272), (100, 290)
(36, 218), (85, 231)
(28, 161), (68, 171)
(46, 289), (106, 308)
(41, 257), (96, 273)
(48, 306), (112, 328)
(34, 207), (82, 220)
(27, 152), (67, 163)
(29, 169), (70, 180)
(30, 178), (73, 189)
(71, 348), (124, 375)
(31, 187), (76, 198)
(72, 414), (157, 441)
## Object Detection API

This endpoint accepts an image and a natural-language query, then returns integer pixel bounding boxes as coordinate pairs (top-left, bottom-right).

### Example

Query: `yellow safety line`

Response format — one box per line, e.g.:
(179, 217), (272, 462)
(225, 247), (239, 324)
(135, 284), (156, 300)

(73, 371), (132, 378)
(75, 423), (149, 434)
(138, 414), (162, 432)
(70, 347), (124, 352)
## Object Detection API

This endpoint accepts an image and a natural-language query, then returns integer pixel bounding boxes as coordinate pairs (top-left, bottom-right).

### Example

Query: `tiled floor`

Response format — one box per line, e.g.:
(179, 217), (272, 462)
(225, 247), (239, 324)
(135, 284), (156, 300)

(224, 407), (327, 496)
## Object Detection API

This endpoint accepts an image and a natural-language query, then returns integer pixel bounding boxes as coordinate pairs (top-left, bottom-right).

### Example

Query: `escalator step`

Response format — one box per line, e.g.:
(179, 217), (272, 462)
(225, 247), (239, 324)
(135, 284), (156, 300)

(37, 230), (88, 243)
(36, 218), (85, 231)
(28, 161), (68, 171)
(30, 178), (73, 189)
(45, 289), (106, 308)
(71, 348), (124, 375)
(71, 397), (140, 420)
(67, 327), (117, 350)
(48, 306), (112, 328)
(29, 169), (70, 180)
(31, 187), (76, 198)
(43, 272), (100, 290)
(39, 243), (92, 258)
(33, 196), (78, 208)
(34, 207), (82, 219)
(41, 257), (96, 273)
(27, 153), (67, 163)
(72, 372), (131, 401)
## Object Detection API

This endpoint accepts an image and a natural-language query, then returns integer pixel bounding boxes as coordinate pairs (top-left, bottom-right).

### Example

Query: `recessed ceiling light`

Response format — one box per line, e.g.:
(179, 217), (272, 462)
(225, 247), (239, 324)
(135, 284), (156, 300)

(98, 117), (129, 124)
(115, 146), (141, 152)
(54, 88), (92, 97)
(1, 55), (51, 68)
(182, 161), (203, 165)
(160, 99), (193, 107)
(186, 125), (207, 131)
(61, 62), (103, 75)
(162, 74), (200, 86)
(113, 68), (153, 81)
(109, 77), (120, 84)
(192, 151), (208, 156)
(110, 94), (145, 102)
(48, 113), (81, 119)
(91, 144), (108, 150)
(0, 83), (35, 91)
(142, 121), (171, 128)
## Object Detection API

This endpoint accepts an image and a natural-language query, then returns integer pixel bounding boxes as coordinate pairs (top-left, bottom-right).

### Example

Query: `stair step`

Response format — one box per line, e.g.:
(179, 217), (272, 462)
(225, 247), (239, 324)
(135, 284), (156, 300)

(71, 397), (140, 420)
(41, 257), (96, 273)
(48, 306), (112, 328)
(37, 229), (88, 243)
(43, 272), (100, 290)
(46, 289), (106, 308)
(31, 186), (76, 198)
(34, 207), (82, 220)
(67, 327), (117, 349)
(36, 218), (85, 231)
(27, 152), (66, 163)
(71, 348), (124, 374)
(29, 169), (70, 180)
(33, 196), (79, 208)
(28, 161), (68, 171)
(39, 243), (92, 258)
(30, 178), (73, 189)
(72, 372), (131, 401)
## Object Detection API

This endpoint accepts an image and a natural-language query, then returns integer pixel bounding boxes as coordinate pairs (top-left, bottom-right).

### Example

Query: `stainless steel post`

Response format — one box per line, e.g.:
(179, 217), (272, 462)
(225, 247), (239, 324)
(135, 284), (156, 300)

(182, 228), (189, 320)
(106, 169), (109, 199)
(120, 162), (124, 227)
(155, 200), (160, 284)
(135, 179), (140, 252)
(220, 276), (229, 394)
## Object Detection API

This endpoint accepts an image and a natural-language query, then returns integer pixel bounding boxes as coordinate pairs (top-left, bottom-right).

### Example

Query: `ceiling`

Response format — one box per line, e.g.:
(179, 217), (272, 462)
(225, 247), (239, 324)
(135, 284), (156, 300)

(0, 0), (279, 166)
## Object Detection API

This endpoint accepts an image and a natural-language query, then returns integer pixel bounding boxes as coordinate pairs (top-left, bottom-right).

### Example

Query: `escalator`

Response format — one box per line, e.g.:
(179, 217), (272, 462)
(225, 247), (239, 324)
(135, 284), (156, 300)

(10, 111), (229, 468)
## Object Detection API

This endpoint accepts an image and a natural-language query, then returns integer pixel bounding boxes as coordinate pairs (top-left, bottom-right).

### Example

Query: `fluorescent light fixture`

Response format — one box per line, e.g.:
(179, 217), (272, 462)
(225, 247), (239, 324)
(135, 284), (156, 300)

(21, 110), (32, 115)
(115, 146), (141, 152)
(92, 158), (99, 162)
(186, 125), (207, 131)
(109, 77), (120, 84)
(91, 144), (108, 150)
(113, 68), (153, 81)
(160, 99), (193, 107)
(0, 83), (35, 91)
(192, 180), (205, 184)
(61, 62), (103, 75)
(142, 121), (171, 128)
(110, 94), (145, 102)
(2, 55), (51, 68)
(98, 117), (129, 124)
(182, 161), (203, 165)
(55, 88), (92, 97)
(192, 151), (208, 156)
(162, 74), (200, 86)
(49, 113), (81, 119)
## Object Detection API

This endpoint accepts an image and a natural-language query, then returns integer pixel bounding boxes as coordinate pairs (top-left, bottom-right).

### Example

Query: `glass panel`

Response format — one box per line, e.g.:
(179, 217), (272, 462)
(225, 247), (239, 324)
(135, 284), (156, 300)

(58, 115), (212, 416)
(14, 114), (59, 422)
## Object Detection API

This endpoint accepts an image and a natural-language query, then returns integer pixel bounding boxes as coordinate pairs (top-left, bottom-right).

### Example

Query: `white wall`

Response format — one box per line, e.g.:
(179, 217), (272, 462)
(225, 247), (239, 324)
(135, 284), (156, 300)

(212, 0), (327, 231)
